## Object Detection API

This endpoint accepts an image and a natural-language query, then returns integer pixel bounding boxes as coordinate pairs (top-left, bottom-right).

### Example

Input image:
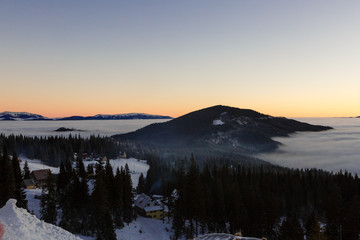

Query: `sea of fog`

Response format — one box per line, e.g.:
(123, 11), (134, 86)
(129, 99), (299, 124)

(257, 118), (360, 175)
(1, 118), (360, 175)
(0, 119), (169, 138)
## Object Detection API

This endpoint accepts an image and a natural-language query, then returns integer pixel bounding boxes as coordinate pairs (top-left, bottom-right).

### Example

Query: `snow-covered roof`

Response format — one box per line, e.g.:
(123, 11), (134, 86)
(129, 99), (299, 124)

(134, 193), (160, 210)
(144, 205), (163, 212)
(134, 193), (169, 213)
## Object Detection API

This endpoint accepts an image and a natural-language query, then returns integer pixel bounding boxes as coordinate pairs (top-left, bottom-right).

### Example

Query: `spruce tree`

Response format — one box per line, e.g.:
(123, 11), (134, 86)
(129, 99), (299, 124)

(12, 151), (27, 209)
(40, 172), (57, 224)
(113, 168), (124, 228)
(0, 146), (15, 207)
(90, 163), (116, 240)
(23, 161), (31, 179)
(136, 173), (146, 194)
(122, 164), (134, 223)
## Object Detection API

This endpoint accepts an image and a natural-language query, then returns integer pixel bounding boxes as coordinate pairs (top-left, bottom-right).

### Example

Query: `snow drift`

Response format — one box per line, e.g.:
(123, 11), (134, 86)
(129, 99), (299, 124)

(0, 199), (82, 240)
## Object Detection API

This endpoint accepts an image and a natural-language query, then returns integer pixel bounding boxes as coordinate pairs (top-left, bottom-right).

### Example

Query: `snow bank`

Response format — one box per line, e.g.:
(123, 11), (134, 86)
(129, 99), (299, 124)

(0, 199), (82, 240)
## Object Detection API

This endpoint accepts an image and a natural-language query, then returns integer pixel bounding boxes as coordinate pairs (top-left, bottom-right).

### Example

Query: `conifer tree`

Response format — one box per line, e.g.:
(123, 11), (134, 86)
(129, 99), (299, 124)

(122, 164), (134, 223)
(90, 163), (116, 240)
(0, 146), (15, 207)
(113, 168), (124, 228)
(23, 161), (31, 179)
(136, 173), (145, 194)
(12, 151), (27, 209)
(40, 172), (57, 224)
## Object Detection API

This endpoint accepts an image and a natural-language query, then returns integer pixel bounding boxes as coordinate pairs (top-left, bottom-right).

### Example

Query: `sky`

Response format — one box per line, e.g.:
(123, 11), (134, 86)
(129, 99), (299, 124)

(1, 1), (359, 118)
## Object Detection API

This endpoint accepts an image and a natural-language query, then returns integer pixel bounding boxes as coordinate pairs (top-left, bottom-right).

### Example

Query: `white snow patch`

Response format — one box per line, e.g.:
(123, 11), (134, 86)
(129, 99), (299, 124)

(115, 216), (172, 240)
(0, 199), (83, 240)
(213, 120), (224, 126)
(25, 188), (42, 219)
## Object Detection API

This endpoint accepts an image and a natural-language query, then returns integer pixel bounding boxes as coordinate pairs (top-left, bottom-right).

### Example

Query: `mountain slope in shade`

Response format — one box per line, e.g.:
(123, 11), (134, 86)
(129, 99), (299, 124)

(113, 105), (332, 159)
(0, 199), (82, 240)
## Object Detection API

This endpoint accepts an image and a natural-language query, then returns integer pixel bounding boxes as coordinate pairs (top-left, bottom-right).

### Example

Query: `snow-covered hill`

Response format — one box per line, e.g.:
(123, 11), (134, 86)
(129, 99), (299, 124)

(0, 111), (172, 121)
(0, 111), (48, 121)
(0, 199), (82, 240)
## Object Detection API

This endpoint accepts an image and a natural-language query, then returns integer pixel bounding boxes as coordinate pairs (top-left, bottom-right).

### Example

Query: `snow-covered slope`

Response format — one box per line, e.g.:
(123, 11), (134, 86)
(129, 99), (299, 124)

(0, 199), (82, 240)
(19, 156), (60, 174)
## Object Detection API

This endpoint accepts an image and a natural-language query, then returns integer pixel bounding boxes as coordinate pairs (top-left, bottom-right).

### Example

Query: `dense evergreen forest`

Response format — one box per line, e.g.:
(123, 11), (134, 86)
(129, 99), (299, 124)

(1, 134), (360, 239)
(144, 155), (360, 240)
(0, 134), (119, 166)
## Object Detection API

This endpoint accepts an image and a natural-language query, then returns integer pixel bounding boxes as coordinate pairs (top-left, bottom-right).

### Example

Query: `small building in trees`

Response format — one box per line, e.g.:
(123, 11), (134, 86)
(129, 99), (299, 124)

(23, 178), (36, 189)
(134, 193), (168, 220)
(31, 169), (51, 188)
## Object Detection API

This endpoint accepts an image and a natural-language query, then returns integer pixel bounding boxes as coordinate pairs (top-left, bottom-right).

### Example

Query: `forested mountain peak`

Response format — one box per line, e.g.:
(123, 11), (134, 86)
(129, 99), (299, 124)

(113, 105), (332, 160)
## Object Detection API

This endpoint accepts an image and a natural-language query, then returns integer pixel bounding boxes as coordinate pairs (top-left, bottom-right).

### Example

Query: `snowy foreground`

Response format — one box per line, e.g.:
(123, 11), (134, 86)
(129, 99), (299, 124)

(15, 157), (173, 240)
(0, 199), (82, 240)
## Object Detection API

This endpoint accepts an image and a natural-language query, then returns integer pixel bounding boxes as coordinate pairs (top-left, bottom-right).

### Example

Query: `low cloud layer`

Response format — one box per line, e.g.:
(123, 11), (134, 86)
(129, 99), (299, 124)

(257, 118), (360, 175)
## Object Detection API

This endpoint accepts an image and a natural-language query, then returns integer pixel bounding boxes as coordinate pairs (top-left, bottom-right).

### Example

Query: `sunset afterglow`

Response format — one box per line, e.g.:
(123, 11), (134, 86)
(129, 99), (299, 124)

(1, 1), (359, 118)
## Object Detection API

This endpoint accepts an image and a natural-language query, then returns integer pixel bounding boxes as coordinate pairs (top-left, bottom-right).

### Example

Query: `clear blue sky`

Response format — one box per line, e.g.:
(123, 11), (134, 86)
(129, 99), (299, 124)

(1, 1), (359, 117)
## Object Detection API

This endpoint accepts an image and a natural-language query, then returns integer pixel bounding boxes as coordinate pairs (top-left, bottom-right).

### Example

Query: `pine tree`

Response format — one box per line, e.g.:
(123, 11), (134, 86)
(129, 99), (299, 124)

(136, 173), (146, 194)
(40, 172), (57, 224)
(90, 163), (116, 240)
(23, 161), (31, 179)
(0, 146), (15, 207)
(185, 155), (201, 238)
(113, 168), (124, 228)
(12, 151), (27, 209)
(122, 164), (134, 223)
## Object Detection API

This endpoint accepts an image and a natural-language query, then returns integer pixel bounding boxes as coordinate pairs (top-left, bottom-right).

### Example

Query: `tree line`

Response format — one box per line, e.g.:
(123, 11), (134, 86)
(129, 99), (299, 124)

(143, 155), (360, 240)
(0, 134), (120, 166)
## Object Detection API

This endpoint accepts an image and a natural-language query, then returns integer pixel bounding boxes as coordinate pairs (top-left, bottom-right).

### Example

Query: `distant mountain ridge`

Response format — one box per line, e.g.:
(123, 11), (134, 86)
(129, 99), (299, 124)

(0, 111), (172, 121)
(113, 105), (332, 160)
(0, 111), (49, 121)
